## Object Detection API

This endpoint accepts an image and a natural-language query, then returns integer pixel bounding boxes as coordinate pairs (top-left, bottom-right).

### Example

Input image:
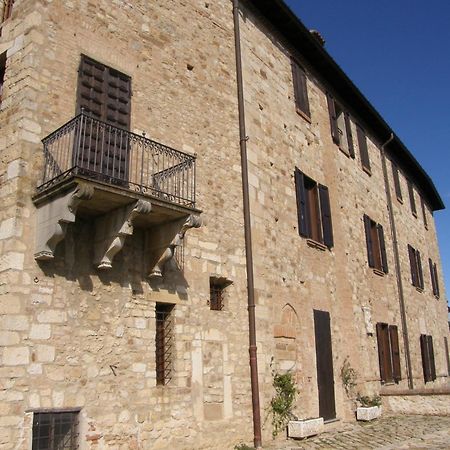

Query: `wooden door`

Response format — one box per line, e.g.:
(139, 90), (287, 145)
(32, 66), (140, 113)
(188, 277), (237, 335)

(314, 309), (336, 421)
(75, 55), (131, 183)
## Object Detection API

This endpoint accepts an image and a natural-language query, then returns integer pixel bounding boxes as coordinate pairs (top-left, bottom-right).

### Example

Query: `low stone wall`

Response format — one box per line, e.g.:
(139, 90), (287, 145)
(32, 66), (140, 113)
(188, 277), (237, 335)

(382, 388), (450, 416)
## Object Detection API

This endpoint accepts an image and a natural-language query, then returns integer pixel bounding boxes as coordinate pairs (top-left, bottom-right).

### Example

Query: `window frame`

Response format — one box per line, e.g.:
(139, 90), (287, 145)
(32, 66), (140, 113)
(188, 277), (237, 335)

(420, 334), (436, 383)
(376, 322), (401, 384)
(363, 215), (388, 274)
(155, 303), (174, 386)
(392, 161), (403, 202)
(407, 179), (417, 217)
(356, 124), (371, 174)
(408, 244), (424, 290)
(428, 258), (440, 298)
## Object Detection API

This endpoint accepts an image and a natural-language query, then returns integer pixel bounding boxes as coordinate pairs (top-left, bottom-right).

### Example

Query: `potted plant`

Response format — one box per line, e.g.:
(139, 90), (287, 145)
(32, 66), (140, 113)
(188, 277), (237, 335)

(356, 394), (382, 421)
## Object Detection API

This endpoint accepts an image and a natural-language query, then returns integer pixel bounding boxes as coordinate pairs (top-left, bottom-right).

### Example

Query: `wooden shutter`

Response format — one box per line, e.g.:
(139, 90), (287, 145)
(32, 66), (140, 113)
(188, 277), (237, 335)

(344, 113), (355, 158)
(377, 224), (388, 274)
(392, 162), (402, 200)
(291, 59), (310, 117)
(2, 0), (14, 22)
(364, 215), (375, 268)
(433, 263), (440, 297)
(420, 334), (431, 383)
(428, 336), (436, 381)
(357, 125), (371, 172)
(326, 93), (340, 144)
(376, 323), (392, 382)
(444, 337), (450, 376)
(408, 245), (417, 287)
(416, 250), (424, 289)
(429, 258), (437, 296)
(319, 184), (333, 248)
(389, 325), (401, 382)
(408, 180), (417, 215)
(294, 168), (310, 238)
(421, 197), (428, 229)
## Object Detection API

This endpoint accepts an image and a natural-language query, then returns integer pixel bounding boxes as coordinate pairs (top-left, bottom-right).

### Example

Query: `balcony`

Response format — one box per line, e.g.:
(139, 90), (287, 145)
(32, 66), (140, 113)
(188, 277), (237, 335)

(32, 112), (201, 277)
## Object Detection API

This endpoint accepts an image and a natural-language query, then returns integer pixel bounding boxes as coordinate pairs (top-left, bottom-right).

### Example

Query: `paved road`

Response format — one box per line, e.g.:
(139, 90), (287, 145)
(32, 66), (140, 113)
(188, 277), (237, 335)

(267, 415), (450, 449)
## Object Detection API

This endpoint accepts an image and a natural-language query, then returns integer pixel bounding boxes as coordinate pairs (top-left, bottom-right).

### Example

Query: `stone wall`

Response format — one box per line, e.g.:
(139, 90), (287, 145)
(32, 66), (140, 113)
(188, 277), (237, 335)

(0, 0), (448, 449)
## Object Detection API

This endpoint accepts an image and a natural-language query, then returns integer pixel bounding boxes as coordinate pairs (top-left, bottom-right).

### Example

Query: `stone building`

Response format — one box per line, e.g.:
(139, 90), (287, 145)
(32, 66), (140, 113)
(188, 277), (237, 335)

(0, 0), (448, 449)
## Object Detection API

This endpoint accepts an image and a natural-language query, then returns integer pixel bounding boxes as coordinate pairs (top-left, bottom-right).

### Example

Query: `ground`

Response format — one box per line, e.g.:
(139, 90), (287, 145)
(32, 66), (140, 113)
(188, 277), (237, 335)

(265, 415), (450, 449)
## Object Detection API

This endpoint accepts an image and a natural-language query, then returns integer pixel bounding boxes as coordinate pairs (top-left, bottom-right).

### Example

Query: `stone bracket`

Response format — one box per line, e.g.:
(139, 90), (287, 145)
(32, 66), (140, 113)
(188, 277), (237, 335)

(34, 182), (94, 260)
(94, 200), (152, 269)
(149, 214), (202, 278)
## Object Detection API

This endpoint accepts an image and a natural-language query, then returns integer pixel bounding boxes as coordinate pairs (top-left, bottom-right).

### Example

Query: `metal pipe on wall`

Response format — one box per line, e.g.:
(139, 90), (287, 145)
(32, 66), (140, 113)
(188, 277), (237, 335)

(232, 0), (263, 447)
(380, 133), (414, 390)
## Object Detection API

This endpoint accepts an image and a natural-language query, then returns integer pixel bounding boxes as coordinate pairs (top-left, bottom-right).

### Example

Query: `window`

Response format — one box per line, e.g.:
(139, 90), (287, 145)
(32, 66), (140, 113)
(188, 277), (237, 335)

(0, 53), (5, 107)
(32, 411), (78, 450)
(291, 59), (310, 118)
(420, 334), (436, 383)
(392, 162), (402, 202)
(155, 303), (174, 386)
(408, 244), (424, 289)
(407, 179), (417, 216)
(209, 277), (232, 311)
(444, 337), (450, 377)
(294, 167), (333, 249)
(1, 0), (14, 23)
(326, 93), (354, 158)
(421, 197), (428, 229)
(363, 215), (388, 274)
(376, 323), (401, 383)
(356, 125), (371, 174)
(428, 258), (440, 298)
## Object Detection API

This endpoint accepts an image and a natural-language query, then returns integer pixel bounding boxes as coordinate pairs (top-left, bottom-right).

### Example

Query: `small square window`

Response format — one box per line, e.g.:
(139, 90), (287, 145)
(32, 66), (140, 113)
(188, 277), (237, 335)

(32, 411), (79, 450)
(209, 277), (232, 311)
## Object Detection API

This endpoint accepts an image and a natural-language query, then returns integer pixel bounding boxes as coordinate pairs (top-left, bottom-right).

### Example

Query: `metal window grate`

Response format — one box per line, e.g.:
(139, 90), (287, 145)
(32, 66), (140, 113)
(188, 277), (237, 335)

(209, 283), (224, 311)
(156, 303), (174, 386)
(32, 411), (78, 450)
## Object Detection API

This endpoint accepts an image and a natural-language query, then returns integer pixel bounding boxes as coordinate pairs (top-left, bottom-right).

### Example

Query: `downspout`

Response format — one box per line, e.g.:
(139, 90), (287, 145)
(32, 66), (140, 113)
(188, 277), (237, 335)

(232, 1), (263, 448)
(380, 133), (414, 389)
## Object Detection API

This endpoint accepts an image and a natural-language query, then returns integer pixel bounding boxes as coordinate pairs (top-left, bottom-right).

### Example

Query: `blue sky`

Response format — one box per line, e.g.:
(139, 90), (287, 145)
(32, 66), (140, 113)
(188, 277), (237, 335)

(285, 0), (450, 303)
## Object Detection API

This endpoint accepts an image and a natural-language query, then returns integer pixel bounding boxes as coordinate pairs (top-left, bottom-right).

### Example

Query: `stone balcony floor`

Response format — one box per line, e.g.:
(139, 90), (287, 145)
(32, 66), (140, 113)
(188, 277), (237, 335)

(266, 415), (450, 449)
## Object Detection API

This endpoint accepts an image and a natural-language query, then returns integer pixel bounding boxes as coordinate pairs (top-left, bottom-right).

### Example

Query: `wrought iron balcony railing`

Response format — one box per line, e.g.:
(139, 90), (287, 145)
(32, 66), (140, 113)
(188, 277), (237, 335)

(38, 112), (196, 208)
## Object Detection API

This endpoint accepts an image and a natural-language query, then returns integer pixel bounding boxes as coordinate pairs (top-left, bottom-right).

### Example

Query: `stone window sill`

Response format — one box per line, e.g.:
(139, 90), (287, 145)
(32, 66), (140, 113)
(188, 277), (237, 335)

(307, 239), (328, 252)
(362, 165), (372, 176)
(373, 268), (385, 277)
(296, 107), (311, 124)
(397, 196), (404, 204)
(415, 286), (424, 293)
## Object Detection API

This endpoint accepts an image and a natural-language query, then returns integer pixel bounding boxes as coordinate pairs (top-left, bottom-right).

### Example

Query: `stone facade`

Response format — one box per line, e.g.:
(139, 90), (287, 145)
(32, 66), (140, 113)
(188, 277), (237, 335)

(0, 1), (448, 449)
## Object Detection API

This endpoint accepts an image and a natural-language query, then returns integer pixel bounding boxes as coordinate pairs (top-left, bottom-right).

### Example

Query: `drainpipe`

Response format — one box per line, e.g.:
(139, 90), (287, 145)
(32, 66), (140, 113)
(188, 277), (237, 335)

(232, 1), (262, 448)
(380, 133), (414, 390)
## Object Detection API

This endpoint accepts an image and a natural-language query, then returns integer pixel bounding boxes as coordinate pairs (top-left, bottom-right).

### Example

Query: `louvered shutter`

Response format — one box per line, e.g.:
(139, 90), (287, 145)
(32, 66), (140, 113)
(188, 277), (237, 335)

(326, 93), (340, 144)
(319, 184), (333, 248)
(408, 245), (417, 287)
(364, 215), (374, 268)
(377, 224), (388, 274)
(376, 323), (392, 382)
(416, 250), (424, 289)
(420, 334), (431, 383)
(429, 258), (437, 296)
(344, 113), (355, 158)
(433, 263), (440, 297)
(357, 125), (371, 172)
(389, 325), (401, 382)
(392, 162), (402, 200)
(294, 168), (310, 238)
(428, 336), (436, 381)
(291, 60), (310, 117)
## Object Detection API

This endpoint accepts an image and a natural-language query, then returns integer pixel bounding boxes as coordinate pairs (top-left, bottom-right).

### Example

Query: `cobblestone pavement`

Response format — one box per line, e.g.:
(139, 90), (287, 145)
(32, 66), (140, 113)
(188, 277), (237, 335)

(266, 415), (450, 449)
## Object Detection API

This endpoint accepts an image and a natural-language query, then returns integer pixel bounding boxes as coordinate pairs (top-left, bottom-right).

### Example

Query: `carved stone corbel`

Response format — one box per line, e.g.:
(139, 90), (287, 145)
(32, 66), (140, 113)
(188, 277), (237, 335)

(149, 214), (202, 278)
(34, 183), (94, 260)
(94, 200), (152, 269)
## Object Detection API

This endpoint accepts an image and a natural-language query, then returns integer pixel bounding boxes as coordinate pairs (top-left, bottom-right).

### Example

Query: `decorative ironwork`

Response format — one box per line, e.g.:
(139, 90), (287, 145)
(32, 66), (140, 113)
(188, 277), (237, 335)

(32, 411), (79, 450)
(38, 112), (196, 207)
(156, 303), (174, 385)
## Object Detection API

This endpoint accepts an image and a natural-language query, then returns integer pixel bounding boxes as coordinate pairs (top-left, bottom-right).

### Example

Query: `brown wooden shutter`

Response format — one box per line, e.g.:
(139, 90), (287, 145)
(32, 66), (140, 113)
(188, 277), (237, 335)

(444, 337), (450, 376)
(420, 334), (431, 383)
(377, 224), (388, 274)
(364, 215), (375, 268)
(429, 258), (437, 296)
(294, 168), (310, 238)
(408, 180), (417, 215)
(433, 263), (440, 297)
(392, 162), (402, 200)
(389, 325), (401, 382)
(319, 184), (333, 248)
(376, 323), (392, 382)
(326, 93), (340, 144)
(408, 245), (418, 287)
(291, 59), (310, 117)
(428, 336), (436, 381)
(416, 250), (424, 289)
(421, 197), (428, 229)
(357, 125), (371, 172)
(344, 113), (355, 158)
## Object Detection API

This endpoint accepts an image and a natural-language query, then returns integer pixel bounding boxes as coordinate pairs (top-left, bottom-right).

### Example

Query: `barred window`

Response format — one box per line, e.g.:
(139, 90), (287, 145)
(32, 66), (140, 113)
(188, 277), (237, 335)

(209, 277), (232, 311)
(32, 411), (79, 450)
(155, 303), (174, 386)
